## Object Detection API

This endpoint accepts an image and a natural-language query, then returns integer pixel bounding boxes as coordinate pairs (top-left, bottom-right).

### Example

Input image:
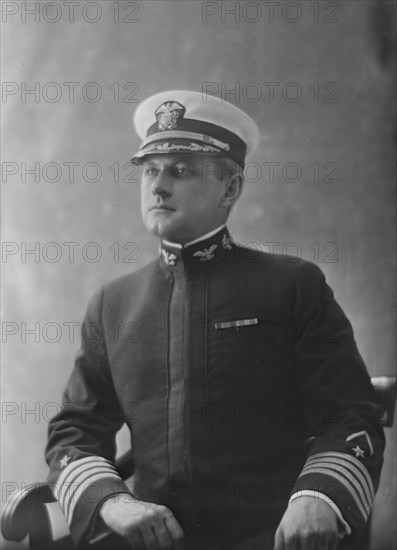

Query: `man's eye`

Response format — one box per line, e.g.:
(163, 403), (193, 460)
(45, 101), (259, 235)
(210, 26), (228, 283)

(145, 167), (158, 176)
(175, 166), (191, 176)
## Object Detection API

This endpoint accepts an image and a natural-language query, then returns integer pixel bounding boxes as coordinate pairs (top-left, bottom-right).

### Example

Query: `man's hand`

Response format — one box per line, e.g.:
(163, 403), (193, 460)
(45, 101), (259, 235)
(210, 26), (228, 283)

(274, 496), (340, 550)
(99, 494), (185, 550)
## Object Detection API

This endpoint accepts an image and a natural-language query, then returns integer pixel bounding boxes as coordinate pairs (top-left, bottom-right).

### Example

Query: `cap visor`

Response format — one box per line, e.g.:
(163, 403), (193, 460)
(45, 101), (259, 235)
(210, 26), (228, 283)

(131, 139), (224, 164)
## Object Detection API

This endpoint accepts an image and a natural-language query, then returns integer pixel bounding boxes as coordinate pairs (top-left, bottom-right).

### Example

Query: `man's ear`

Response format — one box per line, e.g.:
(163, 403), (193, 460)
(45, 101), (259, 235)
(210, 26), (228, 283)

(219, 173), (245, 210)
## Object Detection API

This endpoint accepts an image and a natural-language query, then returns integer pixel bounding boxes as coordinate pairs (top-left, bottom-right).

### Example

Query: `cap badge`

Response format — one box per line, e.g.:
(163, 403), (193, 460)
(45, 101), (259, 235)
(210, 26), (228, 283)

(155, 101), (185, 131)
(193, 244), (218, 263)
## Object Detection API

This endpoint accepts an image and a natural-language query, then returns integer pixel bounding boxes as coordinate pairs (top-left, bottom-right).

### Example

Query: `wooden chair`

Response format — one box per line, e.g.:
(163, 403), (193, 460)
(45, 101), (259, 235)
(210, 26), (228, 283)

(2, 376), (395, 550)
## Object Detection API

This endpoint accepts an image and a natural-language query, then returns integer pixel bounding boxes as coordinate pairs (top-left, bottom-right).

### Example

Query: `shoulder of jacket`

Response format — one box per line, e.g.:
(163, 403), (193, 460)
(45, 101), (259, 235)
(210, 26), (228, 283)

(234, 244), (322, 278)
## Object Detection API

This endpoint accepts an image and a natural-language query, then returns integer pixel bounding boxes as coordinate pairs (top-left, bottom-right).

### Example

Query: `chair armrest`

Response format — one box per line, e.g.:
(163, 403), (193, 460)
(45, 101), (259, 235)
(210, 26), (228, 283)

(371, 376), (396, 427)
(1, 482), (56, 542)
(1, 453), (134, 545)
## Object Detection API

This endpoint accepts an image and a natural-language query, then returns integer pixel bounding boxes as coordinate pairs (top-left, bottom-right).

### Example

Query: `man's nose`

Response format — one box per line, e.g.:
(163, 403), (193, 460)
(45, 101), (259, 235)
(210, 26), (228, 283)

(151, 169), (173, 197)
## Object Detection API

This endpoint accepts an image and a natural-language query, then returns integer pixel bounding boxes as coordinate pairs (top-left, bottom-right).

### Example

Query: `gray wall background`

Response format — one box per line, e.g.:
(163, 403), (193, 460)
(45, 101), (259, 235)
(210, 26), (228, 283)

(2, 1), (396, 548)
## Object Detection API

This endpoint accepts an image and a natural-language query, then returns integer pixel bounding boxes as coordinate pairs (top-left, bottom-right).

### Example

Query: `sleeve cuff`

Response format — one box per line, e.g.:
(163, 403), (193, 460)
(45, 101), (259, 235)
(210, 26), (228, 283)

(52, 456), (133, 545)
(289, 490), (352, 538)
(291, 451), (375, 535)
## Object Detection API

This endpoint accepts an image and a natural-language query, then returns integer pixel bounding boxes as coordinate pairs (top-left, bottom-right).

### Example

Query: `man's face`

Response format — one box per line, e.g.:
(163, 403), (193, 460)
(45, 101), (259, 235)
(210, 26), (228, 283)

(140, 154), (227, 244)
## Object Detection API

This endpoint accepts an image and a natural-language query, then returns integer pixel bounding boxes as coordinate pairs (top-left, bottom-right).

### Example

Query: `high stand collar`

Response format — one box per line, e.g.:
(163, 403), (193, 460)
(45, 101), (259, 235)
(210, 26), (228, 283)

(159, 226), (234, 274)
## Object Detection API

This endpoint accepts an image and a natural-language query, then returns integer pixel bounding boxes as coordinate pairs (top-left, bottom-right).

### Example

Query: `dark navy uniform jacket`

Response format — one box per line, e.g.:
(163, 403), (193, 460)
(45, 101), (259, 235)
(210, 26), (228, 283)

(46, 227), (384, 549)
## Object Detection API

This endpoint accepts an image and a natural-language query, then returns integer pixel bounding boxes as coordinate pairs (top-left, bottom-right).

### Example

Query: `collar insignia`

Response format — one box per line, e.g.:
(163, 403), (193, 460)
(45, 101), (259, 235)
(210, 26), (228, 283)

(155, 101), (185, 131)
(161, 249), (177, 266)
(222, 233), (233, 250)
(193, 244), (218, 262)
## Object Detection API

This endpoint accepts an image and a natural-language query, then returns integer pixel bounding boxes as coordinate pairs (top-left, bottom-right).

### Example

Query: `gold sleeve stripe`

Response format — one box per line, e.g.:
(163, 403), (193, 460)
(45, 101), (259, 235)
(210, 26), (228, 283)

(304, 452), (374, 499)
(54, 456), (122, 527)
(299, 465), (369, 520)
(304, 455), (374, 505)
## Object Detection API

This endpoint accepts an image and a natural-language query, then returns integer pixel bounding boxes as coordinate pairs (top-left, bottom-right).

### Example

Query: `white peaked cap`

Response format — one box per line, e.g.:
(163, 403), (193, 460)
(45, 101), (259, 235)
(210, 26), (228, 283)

(131, 90), (260, 167)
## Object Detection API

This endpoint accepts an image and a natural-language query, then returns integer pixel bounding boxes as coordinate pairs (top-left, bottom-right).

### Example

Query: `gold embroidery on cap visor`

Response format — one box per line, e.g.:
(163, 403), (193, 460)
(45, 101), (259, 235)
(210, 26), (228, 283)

(141, 131), (231, 152)
(133, 141), (223, 158)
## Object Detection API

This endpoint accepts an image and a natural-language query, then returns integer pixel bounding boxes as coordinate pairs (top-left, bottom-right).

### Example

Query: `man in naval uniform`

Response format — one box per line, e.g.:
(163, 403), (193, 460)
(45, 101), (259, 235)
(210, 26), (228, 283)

(46, 91), (385, 550)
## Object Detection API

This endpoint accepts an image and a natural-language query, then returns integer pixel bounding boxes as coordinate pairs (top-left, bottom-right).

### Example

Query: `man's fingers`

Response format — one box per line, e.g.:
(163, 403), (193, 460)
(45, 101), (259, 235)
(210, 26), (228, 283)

(299, 533), (315, 550)
(152, 520), (174, 550)
(274, 497), (341, 550)
(296, 531), (336, 550)
(284, 534), (300, 550)
(273, 528), (284, 550)
(315, 533), (328, 550)
(163, 513), (185, 548)
(327, 532), (339, 550)
(126, 529), (146, 550)
(100, 498), (184, 550)
(139, 524), (161, 550)
(275, 528), (339, 550)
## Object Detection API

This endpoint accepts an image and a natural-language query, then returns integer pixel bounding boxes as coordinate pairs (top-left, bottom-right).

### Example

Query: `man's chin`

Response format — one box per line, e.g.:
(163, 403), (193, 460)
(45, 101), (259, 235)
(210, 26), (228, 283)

(144, 216), (182, 242)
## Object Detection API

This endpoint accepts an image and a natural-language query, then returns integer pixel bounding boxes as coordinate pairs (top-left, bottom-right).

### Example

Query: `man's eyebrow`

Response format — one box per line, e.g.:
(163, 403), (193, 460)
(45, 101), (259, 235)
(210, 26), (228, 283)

(142, 160), (160, 167)
(142, 157), (200, 170)
(174, 160), (194, 167)
(175, 158), (202, 168)
(147, 160), (195, 168)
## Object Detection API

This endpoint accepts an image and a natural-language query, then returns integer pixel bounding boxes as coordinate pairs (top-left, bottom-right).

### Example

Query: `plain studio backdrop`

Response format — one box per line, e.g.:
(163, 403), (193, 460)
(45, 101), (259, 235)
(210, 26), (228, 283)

(1, 1), (396, 548)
